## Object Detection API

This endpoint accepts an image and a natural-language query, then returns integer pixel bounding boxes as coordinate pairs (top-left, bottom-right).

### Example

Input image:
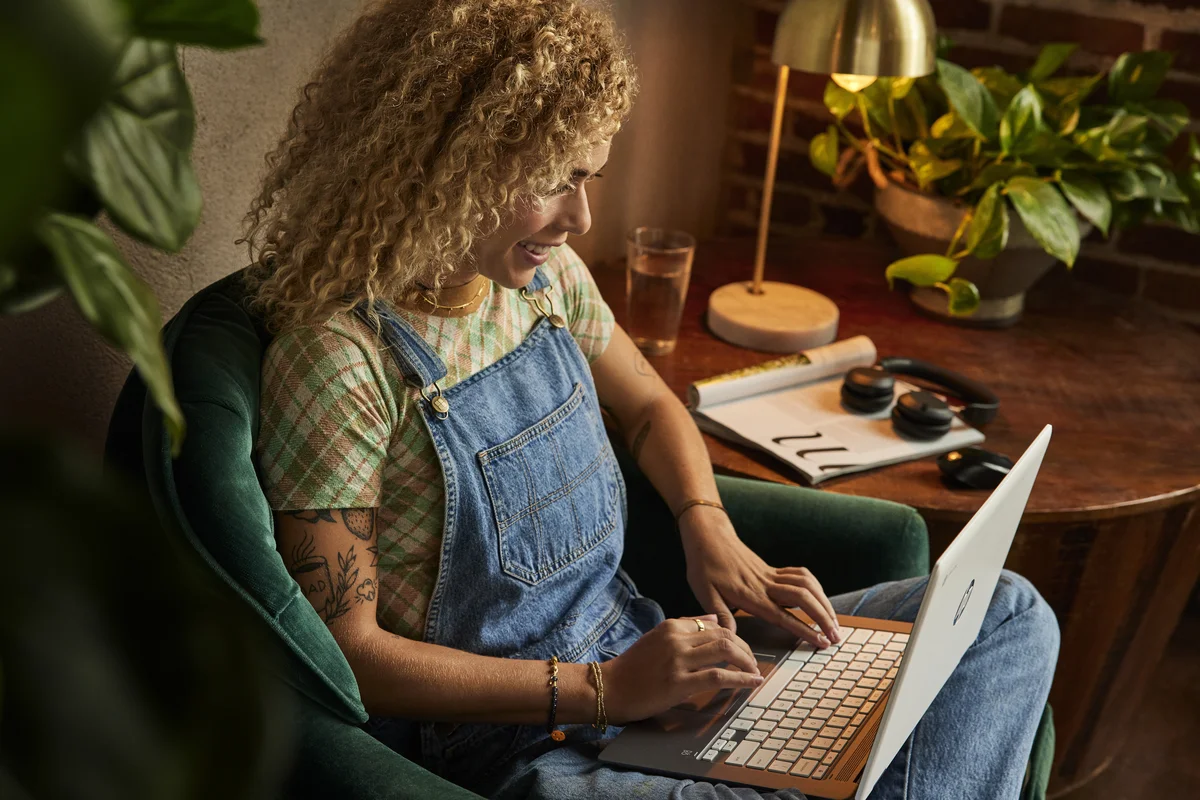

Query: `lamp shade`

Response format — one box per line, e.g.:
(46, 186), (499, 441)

(772, 0), (936, 78)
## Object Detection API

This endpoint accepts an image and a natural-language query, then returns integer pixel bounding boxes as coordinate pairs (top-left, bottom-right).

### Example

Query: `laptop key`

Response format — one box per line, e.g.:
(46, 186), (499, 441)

(746, 730), (768, 742)
(849, 687), (870, 698)
(776, 719), (799, 732)
(702, 750), (719, 761)
(895, 633), (909, 643)
(814, 765), (828, 779)
(762, 710), (784, 721)
(810, 653), (832, 664)
(869, 631), (892, 645)
(843, 670), (864, 681)
(800, 662), (822, 674)
(870, 689), (884, 702)
(771, 700), (791, 712)
(768, 759), (792, 773)
(786, 649), (814, 663)
(791, 758), (817, 777)
(747, 663), (800, 708)
(719, 728), (735, 739)
(747, 749), (775, 770)
(810, 708), (833, 720)
(832, 651), (854, 663)
(796, 697), (818, 709)
(730, 719), (753, 731)
(817, 697), (839, 710)
(826, 689), (848, 700)
(822, 751), (838, 766)
(860, 678), (880, 688)
(721, 740), (738, 752)
(863, 643), (884, 654)
(725, 740), (759, 767)
(852, 713), (866, 726)
(847, 629), (871, 644)
(811, 736), (835, 749)
(752, 719), (775, 732)
(802, 718), (824, 730)
(778, 690), (800, 702)
(738, 707), (764, 721)
(818, 669), (840, 682)
(843, 696), (864, 709)
(811, 679), (833, 690)
(779, 748), (803, 762)
(864, 669), (886, 680)
(761, 738), (785, 751)
(833, 738), (848, 753)
(833, 679), (855, 690)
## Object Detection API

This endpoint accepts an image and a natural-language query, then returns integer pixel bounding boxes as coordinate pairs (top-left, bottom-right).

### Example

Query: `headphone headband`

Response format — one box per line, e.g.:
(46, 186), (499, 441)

(877, 357), (999, 426)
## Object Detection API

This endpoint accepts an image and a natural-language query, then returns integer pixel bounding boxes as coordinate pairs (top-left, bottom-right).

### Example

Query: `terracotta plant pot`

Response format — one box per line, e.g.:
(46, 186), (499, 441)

(874, 180), (1089, 327)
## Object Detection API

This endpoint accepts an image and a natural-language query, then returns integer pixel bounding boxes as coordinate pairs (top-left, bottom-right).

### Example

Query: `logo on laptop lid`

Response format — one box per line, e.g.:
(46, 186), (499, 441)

(953, 579), (975, 625)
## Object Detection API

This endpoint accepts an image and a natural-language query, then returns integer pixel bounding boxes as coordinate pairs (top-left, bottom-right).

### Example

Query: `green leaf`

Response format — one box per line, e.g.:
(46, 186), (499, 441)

(809, 126), (840, 177)
(122, 0), (262, 49)
(1037, 75), (1101, 134)
(968, 162), (1037, 192)
(965, 185), (1009, 259)
(972, 67), (1024, 110)
(885, 254), (959, 289)
(1059, 171), (1112, 236)
(938, 277), (982, 316)
(36, 212), (185, 453)
(1162, 203), (1200, 234)
(71, 39), (202, 252)
(937, 60), (999, 140)
(908, 141), (963, 190)
(1190, 134), (1200, 163)
(1108, 51), (1173, 105)
(1028, 43), (1077, 82)
(823, 81), (857, 121)
(1181, 164), (1200, 206)
(931, 112), (979, 140)
(891, 77), (915, 99)
(1005, 177), (1081, 267)
(1134, 99), (1189, 142)
(1000, 85), (1049, 155)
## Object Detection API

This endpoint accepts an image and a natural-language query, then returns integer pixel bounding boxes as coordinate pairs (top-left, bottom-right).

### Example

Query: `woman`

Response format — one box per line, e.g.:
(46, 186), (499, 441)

(247, 1), (1058, 798)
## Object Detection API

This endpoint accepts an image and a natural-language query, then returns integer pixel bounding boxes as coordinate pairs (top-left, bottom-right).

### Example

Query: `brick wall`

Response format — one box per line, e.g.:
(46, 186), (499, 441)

(720, 0), (1200, 325)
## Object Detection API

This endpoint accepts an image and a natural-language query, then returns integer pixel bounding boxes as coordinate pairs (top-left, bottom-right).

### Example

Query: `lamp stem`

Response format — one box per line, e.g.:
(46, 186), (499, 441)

(752, 64), (789, 296)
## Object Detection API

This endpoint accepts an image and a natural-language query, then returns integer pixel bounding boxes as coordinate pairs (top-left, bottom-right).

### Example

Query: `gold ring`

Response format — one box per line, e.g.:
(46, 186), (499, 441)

(695, 619), (706, 632)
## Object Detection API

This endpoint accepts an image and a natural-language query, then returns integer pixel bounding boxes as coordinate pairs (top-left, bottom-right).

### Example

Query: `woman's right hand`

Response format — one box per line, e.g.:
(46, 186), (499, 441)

(602, 615), (764, 725)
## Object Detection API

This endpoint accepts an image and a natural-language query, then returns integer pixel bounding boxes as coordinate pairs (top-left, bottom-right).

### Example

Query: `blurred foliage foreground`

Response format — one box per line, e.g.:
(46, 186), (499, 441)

(1, 2), (298, 798)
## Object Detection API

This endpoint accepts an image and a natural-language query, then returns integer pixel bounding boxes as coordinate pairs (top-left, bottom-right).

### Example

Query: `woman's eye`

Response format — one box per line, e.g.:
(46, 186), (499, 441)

(554, 183), (576, 195)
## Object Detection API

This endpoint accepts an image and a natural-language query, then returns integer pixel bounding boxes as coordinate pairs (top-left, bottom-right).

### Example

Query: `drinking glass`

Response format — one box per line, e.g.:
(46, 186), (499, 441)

(625, 227), (696, 356)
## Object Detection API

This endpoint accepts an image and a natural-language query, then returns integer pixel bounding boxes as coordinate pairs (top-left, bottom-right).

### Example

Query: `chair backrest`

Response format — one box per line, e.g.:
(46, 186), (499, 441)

(106, 269), (366, 724)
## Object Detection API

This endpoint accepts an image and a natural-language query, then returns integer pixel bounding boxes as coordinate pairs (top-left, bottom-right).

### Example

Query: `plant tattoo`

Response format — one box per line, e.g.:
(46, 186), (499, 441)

(284, 509), (379, 625)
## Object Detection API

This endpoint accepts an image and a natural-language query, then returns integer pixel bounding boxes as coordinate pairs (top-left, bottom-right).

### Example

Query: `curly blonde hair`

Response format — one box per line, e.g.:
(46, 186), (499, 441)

(242, 0), (636, 332)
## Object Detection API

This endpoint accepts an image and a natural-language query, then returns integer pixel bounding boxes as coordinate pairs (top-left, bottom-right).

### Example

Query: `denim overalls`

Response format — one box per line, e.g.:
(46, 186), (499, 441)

(356, 269), (665, 789)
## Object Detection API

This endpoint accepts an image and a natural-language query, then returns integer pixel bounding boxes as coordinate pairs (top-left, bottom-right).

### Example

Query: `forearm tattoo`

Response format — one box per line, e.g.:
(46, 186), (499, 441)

(282, 508), (378, 624)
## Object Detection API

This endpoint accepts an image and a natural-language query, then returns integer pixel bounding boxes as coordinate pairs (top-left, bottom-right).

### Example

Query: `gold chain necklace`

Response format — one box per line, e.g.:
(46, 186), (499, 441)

(413, 274), (489, 317)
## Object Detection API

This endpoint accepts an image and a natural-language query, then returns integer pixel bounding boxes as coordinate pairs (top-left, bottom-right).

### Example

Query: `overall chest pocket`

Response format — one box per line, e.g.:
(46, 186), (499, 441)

(478, 383), (620, 585)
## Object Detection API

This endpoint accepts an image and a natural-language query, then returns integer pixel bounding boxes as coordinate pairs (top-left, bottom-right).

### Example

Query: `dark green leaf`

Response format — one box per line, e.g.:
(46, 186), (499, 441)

(1000, 85), (1049, 155)
(1138, 165), (1186, 202)
(1133, 99), (1189, 142)
(122, 0), (262, 49)
(972, 67), (1024, 110)
(1190, 134), (1200, 163)
(36, 212), (185, 453)
(965, 185), (1009, 259)
(1005, 177), (1081, 267)
(824, 81), (857, 121)
(0, 0), (125, 258)
(71, 39), (202, 252)
(885, 254), (959, 288)
(908, 141), (963, 189)
(937, 60), (999, 141)
(968, 162), (1037, 192)
(809, 126), (839, 177)
(890, 77), (915, 99)
(1105, 170), (1147, 202)
(1181, 164), (1200, 205)
(1108, 51), (1173, 104)
(1162, 203), (1200, 233)
(1029, 44), (1078, 82)
(941, 277), (982, 316)
(1059, 171), (1112, 235)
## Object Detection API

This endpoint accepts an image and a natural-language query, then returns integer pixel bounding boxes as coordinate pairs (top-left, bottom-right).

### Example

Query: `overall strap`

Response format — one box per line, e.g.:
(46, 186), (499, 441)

(352, 301), (447, 388)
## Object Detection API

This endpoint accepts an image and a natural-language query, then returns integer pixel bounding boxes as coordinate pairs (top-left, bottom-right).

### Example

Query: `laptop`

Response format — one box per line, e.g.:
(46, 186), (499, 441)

(600, 425), (1052, 799)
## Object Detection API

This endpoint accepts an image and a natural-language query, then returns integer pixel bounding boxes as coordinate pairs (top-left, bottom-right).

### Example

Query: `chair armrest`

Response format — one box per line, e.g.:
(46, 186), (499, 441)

(284, 691), (483, 800)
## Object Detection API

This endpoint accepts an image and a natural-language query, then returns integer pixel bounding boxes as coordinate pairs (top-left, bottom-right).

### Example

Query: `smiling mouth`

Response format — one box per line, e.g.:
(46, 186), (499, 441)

(517, 240), (558, 256)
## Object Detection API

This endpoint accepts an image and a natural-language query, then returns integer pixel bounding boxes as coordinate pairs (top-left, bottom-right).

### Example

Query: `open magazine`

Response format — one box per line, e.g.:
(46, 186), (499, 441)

(688, 336), (985, 484)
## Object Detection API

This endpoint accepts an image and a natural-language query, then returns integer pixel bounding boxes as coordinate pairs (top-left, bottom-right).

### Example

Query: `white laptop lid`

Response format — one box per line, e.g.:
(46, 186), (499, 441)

(856, 425), (1052, 798)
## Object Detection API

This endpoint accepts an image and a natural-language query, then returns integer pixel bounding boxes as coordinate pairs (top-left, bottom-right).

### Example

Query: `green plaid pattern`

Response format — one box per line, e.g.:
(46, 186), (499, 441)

(257, 245), (613, 639)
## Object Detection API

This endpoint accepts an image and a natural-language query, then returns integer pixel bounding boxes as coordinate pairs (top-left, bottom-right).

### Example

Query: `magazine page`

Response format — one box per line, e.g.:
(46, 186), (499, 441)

(688, 336), (877, 411)
(697, 377), (985, 484)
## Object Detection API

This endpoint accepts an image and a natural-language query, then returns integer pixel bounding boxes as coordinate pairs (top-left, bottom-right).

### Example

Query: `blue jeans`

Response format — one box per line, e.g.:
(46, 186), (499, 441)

(486, 570), (1060, 800)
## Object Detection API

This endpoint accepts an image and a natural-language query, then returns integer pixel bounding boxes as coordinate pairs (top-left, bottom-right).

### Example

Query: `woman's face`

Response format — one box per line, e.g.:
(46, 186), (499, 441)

(467, 141), (611, 290)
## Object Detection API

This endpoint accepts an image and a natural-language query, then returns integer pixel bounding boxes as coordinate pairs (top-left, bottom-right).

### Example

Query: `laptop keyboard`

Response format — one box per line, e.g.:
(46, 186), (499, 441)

(699, 627), (907, 780)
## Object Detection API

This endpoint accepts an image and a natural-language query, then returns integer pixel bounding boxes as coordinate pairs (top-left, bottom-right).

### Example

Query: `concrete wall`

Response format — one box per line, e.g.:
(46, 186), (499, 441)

(0, 0), (737, 451)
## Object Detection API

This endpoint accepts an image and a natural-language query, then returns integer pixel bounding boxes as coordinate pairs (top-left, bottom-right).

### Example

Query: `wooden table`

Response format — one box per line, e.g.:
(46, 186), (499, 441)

(595, 237), (1200, 796)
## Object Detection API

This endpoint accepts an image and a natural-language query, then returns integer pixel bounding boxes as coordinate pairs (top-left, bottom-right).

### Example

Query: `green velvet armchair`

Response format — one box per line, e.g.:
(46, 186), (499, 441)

(104, 269), (1052, 799)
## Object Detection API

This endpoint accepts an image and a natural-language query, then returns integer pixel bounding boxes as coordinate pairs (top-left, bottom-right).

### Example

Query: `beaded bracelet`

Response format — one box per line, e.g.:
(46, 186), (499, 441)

(547, 656), (565, 741)
(589, 661), (607, 733)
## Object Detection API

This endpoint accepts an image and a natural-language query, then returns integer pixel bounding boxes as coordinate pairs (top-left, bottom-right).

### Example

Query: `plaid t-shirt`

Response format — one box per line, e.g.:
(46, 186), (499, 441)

(257, 245), (614, 639)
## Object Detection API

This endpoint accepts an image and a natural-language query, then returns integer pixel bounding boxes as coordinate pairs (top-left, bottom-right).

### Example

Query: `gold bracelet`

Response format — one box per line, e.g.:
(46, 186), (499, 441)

(674, 498), (727, 526)
(589, 661), (607, 733)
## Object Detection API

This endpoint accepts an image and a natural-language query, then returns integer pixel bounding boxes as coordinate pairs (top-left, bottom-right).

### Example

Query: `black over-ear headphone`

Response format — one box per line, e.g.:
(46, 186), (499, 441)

(840, 357), (1000, 440)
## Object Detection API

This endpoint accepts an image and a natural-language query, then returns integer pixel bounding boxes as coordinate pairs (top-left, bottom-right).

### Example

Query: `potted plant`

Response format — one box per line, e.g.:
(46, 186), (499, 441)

(808, 43), (1200, 325)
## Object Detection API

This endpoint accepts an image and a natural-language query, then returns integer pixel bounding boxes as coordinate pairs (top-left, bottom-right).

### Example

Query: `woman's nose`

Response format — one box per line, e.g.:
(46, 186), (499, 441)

(557, 185), (592, 236)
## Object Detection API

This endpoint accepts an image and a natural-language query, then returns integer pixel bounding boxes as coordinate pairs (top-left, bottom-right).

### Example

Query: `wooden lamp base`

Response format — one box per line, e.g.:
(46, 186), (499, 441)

(707, 280), (839, 353)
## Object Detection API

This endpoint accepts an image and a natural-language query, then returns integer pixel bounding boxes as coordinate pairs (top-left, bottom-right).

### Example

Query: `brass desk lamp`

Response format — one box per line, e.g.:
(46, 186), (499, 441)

(707, 0), (937, 352)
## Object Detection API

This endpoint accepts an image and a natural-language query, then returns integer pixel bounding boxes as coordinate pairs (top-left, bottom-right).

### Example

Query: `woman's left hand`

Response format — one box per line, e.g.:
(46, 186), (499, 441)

(679, 507), (842, 649)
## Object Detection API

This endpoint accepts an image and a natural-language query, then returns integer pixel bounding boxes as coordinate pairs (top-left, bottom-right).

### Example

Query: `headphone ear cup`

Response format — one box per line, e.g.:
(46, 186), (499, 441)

(841, 367), (895, 414)
(892, 391), (954, 440)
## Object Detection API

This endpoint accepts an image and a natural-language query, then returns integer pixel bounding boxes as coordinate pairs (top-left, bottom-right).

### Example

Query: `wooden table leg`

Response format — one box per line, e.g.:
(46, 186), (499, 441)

(923, 500), (1200, 795)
